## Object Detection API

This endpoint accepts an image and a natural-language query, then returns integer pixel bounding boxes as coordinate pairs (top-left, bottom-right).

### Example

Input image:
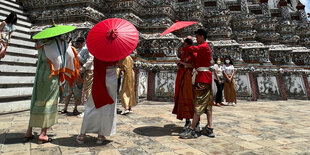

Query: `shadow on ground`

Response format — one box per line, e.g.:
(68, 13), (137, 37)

(133, 124), (183, 137)
(0, 132), (52, 144)
(0, 133), (111, 147)
(54, 135), (112, 147)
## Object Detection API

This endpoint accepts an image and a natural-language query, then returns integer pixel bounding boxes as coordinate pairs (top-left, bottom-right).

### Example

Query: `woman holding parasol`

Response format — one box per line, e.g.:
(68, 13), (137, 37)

(76, 18), (139, 144)
(24, 24), (79, 144)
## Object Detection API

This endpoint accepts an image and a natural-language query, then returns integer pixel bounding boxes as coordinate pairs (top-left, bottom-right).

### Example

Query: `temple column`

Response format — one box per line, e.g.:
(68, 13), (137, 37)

(302, 74), (310, 100)
(147, 70), (154, 101)
(296, 1), (308, 23)
(217, 0), (227, 10)
(279, 0), (291, 20)
(249, 73), (258, 101)
(134, 68), (140, 103)
(241, 0), (249, 13)
(277, 74), (288, 100)
(260, 0), (271, 17)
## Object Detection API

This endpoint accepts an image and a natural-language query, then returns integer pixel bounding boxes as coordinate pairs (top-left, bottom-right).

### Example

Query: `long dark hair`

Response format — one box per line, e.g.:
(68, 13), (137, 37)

(184, 38), (193, 45)
(224, 56), (233, 65)
(5, 12), (17, 25)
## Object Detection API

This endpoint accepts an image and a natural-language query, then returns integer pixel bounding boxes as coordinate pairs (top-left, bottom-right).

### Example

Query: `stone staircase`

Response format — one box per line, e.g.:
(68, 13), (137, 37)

(0, 0), (36, 112)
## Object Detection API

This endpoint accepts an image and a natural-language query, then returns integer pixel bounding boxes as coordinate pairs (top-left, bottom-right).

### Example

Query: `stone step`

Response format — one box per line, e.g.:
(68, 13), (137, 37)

(6, 46), (37, 56)
(0, 64), (36, 74)
(11, 31), (32, 40)
(0, 1), (25, 14)
(0, 13), (31, 27)
(0, 100), (31, 113)
(0, 55), (37, 65)
(0, 76), (35, 85)
(11, 24), (30, 33)
(10, 38), (35, 48)
(0, 8), (29, 21)
(0, 87), (32, 99)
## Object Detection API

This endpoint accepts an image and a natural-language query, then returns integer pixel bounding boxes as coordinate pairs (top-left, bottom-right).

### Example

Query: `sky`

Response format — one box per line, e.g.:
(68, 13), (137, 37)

(300, 0), (310, 20)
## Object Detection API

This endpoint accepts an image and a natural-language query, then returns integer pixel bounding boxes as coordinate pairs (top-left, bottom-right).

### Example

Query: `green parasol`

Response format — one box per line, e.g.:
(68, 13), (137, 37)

(32, 25), (76, 40)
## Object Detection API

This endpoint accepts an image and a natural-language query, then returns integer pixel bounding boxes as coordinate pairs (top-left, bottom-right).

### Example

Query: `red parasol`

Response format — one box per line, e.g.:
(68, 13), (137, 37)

(86, 18), (139, 109)
(86, 18), (139, 62)
(160, 20), (198, 36)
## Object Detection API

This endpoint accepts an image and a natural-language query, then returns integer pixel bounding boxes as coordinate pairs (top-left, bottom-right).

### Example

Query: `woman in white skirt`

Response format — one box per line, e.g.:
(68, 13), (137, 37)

(76, 59), (118, 144)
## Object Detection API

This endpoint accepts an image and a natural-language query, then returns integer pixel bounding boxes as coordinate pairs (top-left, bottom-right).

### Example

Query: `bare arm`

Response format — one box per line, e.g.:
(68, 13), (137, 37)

(83, 54), (94, 70)
(214, 69), (220, 82)
(0, 21), (5, 33)
(178, 61), (194, 68)
(231, 67), (235, 80)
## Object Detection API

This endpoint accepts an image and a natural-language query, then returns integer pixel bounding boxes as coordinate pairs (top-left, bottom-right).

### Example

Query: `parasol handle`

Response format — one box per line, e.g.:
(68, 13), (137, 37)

(178, 29), (183, 38)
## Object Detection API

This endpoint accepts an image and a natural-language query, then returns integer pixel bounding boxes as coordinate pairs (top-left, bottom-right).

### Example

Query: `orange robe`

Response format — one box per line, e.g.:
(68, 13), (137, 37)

(172, 50), (196, 120)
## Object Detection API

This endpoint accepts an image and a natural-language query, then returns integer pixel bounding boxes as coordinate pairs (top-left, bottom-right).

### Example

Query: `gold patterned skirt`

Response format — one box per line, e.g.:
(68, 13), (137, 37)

(193, 83), (213, 115)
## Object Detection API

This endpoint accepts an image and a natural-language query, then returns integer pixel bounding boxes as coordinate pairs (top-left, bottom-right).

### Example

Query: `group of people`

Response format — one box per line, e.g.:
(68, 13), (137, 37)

(213, 57), (237, 106)
(23, 31), (136, 144)
(59, 37), (94, 116)
(173, 29), (237, 139)
(4, 9), (236, 143)
(173, 29), (215, 139)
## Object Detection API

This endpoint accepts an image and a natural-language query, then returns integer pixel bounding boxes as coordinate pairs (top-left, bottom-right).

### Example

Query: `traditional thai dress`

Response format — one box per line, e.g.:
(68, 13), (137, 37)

(119, 56), (136, 109)
(80, 59), (117, 136)
(28, 38), (79, 128)
(223, 64), (237, 104)
(79, 45), (94, 102)
(183, 42), (213, 115)
(172, 49), (196, 120)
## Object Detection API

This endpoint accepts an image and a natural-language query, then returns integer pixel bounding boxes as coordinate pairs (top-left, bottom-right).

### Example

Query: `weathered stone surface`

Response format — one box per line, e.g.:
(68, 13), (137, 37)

(0, 100), (310, 154)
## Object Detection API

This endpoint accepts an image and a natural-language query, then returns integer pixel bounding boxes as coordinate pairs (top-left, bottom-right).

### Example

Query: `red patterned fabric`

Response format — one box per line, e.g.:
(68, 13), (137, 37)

(173, 50), (196, 120)
(92, 58), (116, 109)
(183, 42), (212, 84)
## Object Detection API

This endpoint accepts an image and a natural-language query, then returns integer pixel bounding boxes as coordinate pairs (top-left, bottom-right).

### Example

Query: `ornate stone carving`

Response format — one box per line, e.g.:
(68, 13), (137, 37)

(283, 73), (308, 99)
(154, 71), (176, 99)
(260, 0), (271, 17)
(268, 45), (295, 65)
(240, 43), (271, 64)
(256, 73), (281, 99)
(234, 72), (252, 97)
(138, 69), (148, 98)
(210, 40), (243, 63)
(291, 47), (310, 65)
(137, 33), (181, 59)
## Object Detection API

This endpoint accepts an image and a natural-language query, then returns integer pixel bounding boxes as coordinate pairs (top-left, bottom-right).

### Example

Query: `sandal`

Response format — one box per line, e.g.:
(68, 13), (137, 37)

(38, 137), (53, 144)
(76, 134), (85, 144)
(96, 136), (106, 144)
(23, 135), (35, 142)
(73, 109), (80, 116)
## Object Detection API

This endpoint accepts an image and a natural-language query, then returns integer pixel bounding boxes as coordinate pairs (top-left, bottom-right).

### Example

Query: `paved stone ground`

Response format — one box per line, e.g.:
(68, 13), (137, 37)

(0, 100), (310, 155)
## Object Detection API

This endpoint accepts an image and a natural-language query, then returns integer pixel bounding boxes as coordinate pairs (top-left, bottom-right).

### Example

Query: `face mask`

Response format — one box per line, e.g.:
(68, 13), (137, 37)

(217, 61), (221, 64)
(225, 60), (230, 64)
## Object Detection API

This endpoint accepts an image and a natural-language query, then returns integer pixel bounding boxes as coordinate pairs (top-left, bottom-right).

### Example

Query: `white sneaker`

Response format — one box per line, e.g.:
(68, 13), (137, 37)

(120, 110), (130, 115)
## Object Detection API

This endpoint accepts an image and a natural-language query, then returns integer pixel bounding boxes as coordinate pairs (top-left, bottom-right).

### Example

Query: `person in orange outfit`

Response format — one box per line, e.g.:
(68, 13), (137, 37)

(179, 29), (215, 139)
(173, 37), (198, 131)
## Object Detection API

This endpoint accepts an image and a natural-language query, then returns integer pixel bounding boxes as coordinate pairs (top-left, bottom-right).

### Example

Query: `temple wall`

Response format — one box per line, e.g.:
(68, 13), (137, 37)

(13, 0), (310, 102)
(134, 64), (310, 101)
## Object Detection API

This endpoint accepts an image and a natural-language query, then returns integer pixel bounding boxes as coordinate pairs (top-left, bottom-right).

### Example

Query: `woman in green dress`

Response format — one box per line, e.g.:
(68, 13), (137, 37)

(24, 37), (79, 144)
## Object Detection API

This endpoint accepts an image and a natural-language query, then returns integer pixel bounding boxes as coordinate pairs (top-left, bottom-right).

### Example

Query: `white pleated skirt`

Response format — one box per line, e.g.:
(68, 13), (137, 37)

(80, 68), (117, 136)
